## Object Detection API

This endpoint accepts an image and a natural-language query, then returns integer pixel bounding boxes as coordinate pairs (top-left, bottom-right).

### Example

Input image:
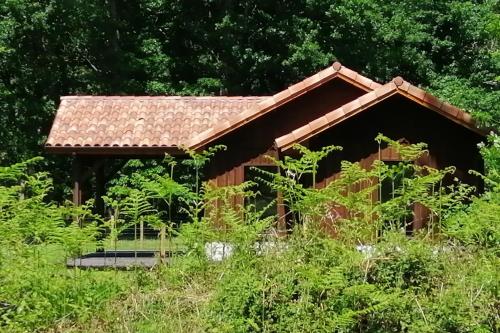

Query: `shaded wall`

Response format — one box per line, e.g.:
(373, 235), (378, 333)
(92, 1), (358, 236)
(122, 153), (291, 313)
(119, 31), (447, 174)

(206, 78), (368, 185)
(205, 78), (368, 229)
(205, 88), (484, 233)
(306, 95), (484, 230)
(310, 95), (483, 187)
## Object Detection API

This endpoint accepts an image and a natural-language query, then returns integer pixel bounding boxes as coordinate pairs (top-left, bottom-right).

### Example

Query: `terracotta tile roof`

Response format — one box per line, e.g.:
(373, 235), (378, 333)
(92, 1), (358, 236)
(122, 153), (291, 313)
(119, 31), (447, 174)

(275, 77), (485, 152)
(187, 62), (382, 149)
(45, 96), (266, 153)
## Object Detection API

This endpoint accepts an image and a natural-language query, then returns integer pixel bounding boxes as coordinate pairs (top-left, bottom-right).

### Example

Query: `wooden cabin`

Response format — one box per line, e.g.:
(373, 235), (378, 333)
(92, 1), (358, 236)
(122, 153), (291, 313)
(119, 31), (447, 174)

(45, 62), (486, 232)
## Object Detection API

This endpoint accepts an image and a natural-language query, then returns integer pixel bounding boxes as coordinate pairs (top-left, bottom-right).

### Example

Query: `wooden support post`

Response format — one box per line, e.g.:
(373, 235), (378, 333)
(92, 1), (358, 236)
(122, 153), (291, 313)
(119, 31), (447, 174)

(72, 156), (83, 207)
(413, 203), (425, 231)
(273, 145), (288, 237)
(94, 161), (106, 217)
(276, 191), (287, 237)
(92, 159), (108, 251)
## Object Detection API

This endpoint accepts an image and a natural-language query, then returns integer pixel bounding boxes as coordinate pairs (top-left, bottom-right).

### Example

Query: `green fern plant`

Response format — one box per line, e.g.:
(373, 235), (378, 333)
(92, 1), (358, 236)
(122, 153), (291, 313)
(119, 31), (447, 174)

(121, 188), (156, 250)
(143, 155), (191, 257)
(262, 144), (342, 232)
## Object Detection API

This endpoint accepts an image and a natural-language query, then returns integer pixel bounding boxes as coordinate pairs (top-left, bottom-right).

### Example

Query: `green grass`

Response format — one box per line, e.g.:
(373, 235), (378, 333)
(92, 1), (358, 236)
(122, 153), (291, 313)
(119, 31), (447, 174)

(101, 237), (183, 252)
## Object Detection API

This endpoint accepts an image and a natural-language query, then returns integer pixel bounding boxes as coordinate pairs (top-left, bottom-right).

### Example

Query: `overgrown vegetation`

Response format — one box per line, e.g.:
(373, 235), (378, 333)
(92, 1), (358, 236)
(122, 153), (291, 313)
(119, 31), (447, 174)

(0, 136), (498, 332)
(0, 158), (128, 331)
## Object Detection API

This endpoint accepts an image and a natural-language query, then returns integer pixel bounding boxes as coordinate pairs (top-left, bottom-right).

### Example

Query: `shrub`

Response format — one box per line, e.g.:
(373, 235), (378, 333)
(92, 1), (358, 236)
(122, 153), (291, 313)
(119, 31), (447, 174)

(0, 158), (127, 332)
(204, 230), (498, 332)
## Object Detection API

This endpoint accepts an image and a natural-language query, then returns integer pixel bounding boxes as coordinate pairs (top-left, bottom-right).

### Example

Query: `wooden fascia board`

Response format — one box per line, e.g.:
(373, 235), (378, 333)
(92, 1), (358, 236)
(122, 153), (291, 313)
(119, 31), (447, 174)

(44, 146), (186, 156)
(189, 68), (380, 150)
(277, 87), (486, 153)
(277, 89), (398, 152)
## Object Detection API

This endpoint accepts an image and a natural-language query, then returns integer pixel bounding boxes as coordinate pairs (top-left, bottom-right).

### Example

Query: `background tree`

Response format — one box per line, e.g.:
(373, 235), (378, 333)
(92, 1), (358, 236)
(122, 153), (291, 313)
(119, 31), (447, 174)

(0, 0), (498, 168)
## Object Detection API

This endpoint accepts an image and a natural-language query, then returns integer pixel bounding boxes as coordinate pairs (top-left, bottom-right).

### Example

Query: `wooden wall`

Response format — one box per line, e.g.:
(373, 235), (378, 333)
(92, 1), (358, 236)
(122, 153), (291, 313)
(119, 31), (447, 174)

(205, 86), (484, 234)
(309, 95), (483, 186)
(206, 79), (368, 183)
(306, 94), (484, 231)
(205, 78), (368, 229)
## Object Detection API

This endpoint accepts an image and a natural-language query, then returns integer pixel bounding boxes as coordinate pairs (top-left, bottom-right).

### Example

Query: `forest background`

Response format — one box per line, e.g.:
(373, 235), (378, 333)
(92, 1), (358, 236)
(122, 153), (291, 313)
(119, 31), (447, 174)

(0, 0), (498, 170)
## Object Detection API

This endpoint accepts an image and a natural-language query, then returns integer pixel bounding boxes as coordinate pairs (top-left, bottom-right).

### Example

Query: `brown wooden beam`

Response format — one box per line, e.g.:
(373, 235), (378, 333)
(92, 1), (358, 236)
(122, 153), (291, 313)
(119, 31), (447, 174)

(94, 162), (105, 217)
(72, 156), (83, 206)
(80, 158), (106, 184)
(45, 146), (186, 156)
(273, 146), (288, 236)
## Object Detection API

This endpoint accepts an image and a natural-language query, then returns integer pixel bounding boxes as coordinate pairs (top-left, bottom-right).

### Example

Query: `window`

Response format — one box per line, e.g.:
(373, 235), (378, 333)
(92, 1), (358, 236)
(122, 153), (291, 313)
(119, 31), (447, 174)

(244, 166), (278, 218)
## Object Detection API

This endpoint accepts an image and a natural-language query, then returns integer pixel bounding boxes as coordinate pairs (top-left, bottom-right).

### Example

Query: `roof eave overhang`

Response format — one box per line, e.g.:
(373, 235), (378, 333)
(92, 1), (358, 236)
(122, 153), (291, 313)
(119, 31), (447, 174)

(276, 87), (399, 152)
(336, 73), (379, 93)
(396, 90), (487, 137)
(44, 145), (187, 156)
(276, 79), (487, 153)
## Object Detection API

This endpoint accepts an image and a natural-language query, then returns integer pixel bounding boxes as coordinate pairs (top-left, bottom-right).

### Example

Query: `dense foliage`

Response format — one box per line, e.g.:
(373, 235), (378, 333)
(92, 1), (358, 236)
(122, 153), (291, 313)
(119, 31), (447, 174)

(1, 138), (498, 332)
(200, 138), (499, 333)
(0, 0), (498, 163)
(0, 158), (128, 331)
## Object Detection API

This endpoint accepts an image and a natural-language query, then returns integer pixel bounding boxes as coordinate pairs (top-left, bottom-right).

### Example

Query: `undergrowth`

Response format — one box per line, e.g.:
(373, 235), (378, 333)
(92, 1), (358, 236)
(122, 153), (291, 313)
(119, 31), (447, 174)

(0, 135), (498, 332)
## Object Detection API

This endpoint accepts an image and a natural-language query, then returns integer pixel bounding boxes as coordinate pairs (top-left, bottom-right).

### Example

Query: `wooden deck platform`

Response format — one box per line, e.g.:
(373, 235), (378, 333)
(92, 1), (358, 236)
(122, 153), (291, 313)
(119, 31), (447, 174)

(66, 250), (165, 269)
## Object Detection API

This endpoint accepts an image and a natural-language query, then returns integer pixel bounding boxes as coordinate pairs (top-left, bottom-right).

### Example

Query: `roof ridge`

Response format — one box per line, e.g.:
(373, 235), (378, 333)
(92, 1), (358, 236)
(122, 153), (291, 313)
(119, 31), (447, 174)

(187, 62), (382, 149)
(274, 82), (398, 150)
(275, 78), (483, 151)
(332, 62), (382, 90)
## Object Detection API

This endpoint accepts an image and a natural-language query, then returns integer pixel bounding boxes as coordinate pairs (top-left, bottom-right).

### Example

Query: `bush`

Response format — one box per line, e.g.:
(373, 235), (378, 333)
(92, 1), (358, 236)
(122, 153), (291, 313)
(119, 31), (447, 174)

(204, 231), (498, 332)
(0, 259), (128, 331)
(0, 158), (128, 332)
(444, 190), (500, 248)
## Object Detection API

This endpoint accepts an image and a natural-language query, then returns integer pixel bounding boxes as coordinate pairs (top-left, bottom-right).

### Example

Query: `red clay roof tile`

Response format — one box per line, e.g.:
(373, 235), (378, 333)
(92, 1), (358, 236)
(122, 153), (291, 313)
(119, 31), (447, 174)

(45, 96), (266, 151)
(49, 66), (480, 157)
(357, 90), (379, 107)
(461, 112), (473, 123)
(288, 81), (308, 95)
(291, 125), (313, 142)
(47, 63), (381, 154)
(341, 98), (362, 115)
(441, 102), (460, 118)
(423, 92), (443, 109)
(407, 84), (426, 100)
(324, 108), (344, 123)
(309, 117), (329, 132)
(340, 67), (358, 81)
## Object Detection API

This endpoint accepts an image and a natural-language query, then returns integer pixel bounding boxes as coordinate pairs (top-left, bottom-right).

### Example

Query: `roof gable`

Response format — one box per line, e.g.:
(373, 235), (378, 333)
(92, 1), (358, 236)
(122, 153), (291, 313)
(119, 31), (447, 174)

(275, 77), (485, 152)
(186, 62), (381, 149)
